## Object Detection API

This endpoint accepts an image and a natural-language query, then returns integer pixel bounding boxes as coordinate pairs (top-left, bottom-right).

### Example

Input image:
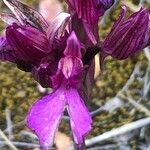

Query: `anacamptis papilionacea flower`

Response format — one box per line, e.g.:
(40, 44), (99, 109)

(0, 0), (150, 149)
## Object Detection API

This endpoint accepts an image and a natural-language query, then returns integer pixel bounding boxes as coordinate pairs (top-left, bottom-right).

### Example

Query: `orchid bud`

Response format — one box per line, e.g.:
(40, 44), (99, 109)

(102, 6), (150, 60)
(6, 23), (50, 64)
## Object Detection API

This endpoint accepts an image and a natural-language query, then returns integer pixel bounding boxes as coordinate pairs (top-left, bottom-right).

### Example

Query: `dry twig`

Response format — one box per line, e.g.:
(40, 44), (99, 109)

(85, 117), (150, 147)
(0, 129), (18, 150)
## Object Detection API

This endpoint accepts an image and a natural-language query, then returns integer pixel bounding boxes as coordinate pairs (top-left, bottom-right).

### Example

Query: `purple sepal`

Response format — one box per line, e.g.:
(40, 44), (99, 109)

(6, 23), (50, 65)
(0, 36), (16, 61)
(47, 13), (70, 50)
(71, 15), (92, 47)
(66, 0), (111, 44)
(66, 0), (114, 25)
(102, 6), (150, 60)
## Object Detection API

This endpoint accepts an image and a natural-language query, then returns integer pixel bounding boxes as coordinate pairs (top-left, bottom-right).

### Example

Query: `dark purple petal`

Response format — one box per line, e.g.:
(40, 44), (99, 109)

(0, 12), (19, 25)
(6, 23), (50, 65)
(27, 90), (66, 148)
(3, 0), (48, 31)
(82, 22), (98, 45)
(102, 6), (150, 60)
(104, 5), (127, 39)
(67, 0), (107, 45)
(66, 88), (92, 145)
(66, 0), (114, 24)
(71, 15), (92, 47)
(0, 36), (16, 61)
(69, 0), (98, 24)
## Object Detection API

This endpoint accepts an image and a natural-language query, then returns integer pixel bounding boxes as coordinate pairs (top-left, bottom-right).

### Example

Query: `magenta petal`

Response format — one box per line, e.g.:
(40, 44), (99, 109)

(27, 89), (66, 148)
(66, 88), (92, 145)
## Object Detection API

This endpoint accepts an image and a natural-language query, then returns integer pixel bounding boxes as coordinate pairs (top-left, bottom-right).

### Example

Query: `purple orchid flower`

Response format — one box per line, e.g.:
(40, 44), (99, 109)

(0, 0), (114, 149)
(0, 0), (71, 82)
(27, 31), (92, 148)
(100, 6), (150, 69)
(2, 0), (149, 149)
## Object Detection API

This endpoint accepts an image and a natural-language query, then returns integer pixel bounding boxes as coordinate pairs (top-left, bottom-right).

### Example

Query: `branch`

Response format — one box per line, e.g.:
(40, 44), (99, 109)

(143, 63), (150, 98)
(120, 63), (141, 92)
(0, 141), (39, 148)
(118, 93), (150, 116)
(0, 129), (18, 150)
(87, 144), (119, 150)
(3, 120), (25, 133)
(20, 130), (37, 140)
(5, 109), (13, 140)
(144, 48), (150, 62)
(85, 117), (150, 147)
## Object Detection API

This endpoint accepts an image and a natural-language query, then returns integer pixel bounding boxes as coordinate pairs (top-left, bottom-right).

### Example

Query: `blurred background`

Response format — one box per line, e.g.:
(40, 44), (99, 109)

(0, 0), (150, 150)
